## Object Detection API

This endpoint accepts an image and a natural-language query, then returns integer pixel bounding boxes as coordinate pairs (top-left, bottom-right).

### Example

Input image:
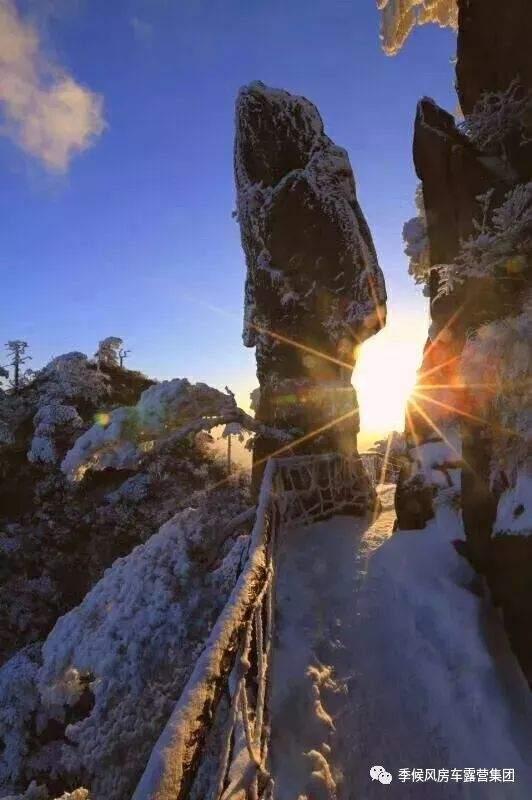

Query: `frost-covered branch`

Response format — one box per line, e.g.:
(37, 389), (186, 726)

(460, 79), (532, 153)
(436, 183), (532, 297)
(403, 184), (432, 286)
(156, 409), (291, 457)
(377, 0), (457, 56)
(61, 378), (291, 481)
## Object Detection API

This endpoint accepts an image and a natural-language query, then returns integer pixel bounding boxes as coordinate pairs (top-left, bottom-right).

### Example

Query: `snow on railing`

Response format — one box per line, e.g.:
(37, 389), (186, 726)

(360, 451), (402, 486)
(132, 453), (375, 800)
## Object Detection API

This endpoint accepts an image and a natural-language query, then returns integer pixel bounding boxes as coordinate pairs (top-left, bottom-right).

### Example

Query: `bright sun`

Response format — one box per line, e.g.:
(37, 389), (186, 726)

(231, 308), (428, 459)
(355, 310), (427, 450)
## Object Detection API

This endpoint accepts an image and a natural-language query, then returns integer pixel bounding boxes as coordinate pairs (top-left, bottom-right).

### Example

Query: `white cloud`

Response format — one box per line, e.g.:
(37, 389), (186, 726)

(0, 0), (105, 171)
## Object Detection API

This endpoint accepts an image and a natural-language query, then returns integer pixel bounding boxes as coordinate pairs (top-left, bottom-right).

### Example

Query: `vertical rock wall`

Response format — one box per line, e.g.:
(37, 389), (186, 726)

(397, 0), (532, 684)
(234, 82), (387, 495)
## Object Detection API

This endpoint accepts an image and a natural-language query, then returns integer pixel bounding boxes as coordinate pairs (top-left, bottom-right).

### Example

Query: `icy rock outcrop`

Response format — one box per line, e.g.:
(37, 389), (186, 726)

(456, 0), (532, 112)
(456, 0), (532, 182)
(234, 82), (386, 490)
(395, 97), (506, 529)
(397, 0), (532, 684)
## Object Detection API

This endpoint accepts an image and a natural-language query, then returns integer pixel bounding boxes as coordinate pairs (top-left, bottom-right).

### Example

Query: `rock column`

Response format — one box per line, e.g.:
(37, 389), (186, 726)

(234, 82), (387, 496)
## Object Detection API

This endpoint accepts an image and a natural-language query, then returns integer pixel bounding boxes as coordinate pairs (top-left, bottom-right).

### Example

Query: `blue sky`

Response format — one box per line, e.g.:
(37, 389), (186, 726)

(0, 0), (457, 440)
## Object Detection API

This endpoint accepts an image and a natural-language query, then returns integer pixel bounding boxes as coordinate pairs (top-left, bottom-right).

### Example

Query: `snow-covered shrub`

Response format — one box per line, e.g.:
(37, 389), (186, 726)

(23, 354), (107, 466)
(0, 353), (108, 470)
(460, 300), (531, 535)
(33, 496), (251, 800)
(437, 183), (532, 296)
(409, 428), (462, 500)
(403, 184), (431, 285)
(61, 378), (238, 480)
(1, 571), (57, 652)
(460, 79), (532, 153)
(28, 404), (83, 465)
(0, 646), (41, 791)
(104, 473), (151, 506)
(0, 370), (253, 667)
(370, 430), (406, 459)
(460, 300), (531, 465)
(36, 354), (109, 407)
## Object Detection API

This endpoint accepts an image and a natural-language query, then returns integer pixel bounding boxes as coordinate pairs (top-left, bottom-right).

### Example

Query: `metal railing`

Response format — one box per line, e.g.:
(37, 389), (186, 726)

(360, 451), (402, 486)
(132, 453), (376, 800)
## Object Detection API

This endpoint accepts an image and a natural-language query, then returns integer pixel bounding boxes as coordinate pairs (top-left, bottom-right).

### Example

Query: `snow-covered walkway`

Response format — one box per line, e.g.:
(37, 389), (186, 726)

(269, 486), (532, 799)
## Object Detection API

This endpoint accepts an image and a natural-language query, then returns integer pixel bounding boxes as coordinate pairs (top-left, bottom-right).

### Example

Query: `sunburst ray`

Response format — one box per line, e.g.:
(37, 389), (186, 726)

(250, 322), (356, 371)
(412, 390), (521, 440)
(408, 396), (463, 464)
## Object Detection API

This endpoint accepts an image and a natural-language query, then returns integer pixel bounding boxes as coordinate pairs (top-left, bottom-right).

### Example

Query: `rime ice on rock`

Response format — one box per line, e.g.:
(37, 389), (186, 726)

(234, 82), (386, 481)
(395, 0), (532, 684)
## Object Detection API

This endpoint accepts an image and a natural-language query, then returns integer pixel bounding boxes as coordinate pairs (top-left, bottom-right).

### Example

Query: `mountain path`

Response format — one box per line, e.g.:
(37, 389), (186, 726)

(268, 486), (532, 799)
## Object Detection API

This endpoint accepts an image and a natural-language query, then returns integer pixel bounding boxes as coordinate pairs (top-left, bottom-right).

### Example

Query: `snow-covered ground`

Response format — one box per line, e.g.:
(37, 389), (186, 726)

(269, 486), (532, 799)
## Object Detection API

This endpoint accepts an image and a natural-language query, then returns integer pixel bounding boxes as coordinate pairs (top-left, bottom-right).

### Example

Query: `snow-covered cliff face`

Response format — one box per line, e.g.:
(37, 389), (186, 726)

(234, 82), (386, 474)
(396, 0), (532, 685)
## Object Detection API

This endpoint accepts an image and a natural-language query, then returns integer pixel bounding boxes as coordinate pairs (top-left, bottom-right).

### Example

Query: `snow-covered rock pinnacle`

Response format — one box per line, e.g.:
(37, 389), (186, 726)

(234, 82), (386, 477)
